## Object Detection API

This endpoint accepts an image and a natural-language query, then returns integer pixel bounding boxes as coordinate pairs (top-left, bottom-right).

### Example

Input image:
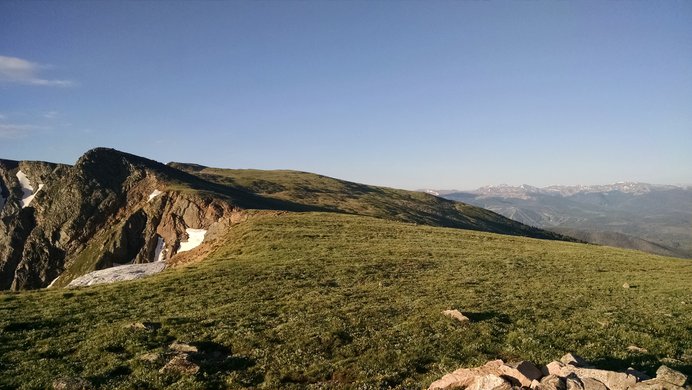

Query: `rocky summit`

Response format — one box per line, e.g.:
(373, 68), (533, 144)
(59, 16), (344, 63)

(0, 148), (243, 290)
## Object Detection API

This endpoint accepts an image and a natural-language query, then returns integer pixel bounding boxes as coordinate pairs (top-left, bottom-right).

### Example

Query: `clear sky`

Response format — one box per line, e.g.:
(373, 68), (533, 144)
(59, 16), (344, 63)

(1, 1), (690, 190)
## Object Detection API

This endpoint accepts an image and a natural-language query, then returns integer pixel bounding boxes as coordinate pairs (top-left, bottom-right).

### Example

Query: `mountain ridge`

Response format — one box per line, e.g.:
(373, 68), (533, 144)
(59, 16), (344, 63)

(168, 162), (574, 241)
(422, 182), (688, 199)
(435, 182), (692, 258)
(0, 148), (572, 291)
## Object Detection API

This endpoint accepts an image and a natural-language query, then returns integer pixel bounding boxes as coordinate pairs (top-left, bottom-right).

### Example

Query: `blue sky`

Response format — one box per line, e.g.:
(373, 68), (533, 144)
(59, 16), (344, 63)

(1, 1), (690, 189)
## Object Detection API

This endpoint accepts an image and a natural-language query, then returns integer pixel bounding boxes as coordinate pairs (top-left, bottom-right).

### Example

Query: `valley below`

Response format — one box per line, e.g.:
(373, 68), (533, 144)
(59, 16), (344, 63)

(441, 184), (692, 259)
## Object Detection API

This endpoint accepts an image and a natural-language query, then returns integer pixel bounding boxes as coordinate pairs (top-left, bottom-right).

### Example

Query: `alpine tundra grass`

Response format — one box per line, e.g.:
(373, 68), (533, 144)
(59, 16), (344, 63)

(1, 212), (690, 389)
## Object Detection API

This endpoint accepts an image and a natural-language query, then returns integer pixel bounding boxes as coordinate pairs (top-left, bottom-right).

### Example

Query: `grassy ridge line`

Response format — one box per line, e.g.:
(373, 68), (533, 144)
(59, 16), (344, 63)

(168, 164), (572, 241)
(1, 212), (691, 389)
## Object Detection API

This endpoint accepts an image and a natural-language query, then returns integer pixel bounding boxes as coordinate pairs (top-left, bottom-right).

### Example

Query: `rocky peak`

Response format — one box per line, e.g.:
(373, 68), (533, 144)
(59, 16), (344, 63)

(167, 162), (208, 172)
(0, 148), (242, 291)
(74, 148), (164, 190)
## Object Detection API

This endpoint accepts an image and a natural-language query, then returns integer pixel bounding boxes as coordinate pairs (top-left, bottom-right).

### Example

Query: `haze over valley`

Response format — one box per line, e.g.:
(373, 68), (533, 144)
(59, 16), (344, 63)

(425, 183), (692, 258)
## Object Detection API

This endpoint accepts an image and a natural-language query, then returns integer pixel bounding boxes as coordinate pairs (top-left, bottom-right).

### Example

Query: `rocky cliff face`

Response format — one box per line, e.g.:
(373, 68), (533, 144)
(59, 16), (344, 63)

(0, 148), (240, 290)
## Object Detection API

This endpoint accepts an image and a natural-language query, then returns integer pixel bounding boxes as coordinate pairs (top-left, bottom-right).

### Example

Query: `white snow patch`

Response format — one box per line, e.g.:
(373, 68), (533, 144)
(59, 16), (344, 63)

(46, 276), (60, 289)
(177, 228), (207, 253)
(16, 170), (44, 208)
(153, 236), (166, 262)
(148, 189), (163, 202)
(67, 262), (166, 287)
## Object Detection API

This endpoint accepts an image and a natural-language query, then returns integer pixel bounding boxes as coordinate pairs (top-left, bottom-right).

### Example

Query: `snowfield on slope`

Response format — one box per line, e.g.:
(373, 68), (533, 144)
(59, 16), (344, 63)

(153, 236), (166, 262)
(67, 262), (167, 287)
(65, 229), (204, 288)
(16, 170), (44, 208)
(177, 228), (207, 253)
(148, 189), (163, 202)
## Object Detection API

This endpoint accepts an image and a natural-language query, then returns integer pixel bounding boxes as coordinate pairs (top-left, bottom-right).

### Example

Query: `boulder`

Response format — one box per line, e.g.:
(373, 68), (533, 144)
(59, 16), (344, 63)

(467, 374), (512, 390)
(560, 366), (636, 390)
(159, 354), (200, 375)
(627, 345), (648, 354)
(428, 371), (475, 390)
(170, 341), (198, 353)
(428, 360), (504, 390)
(560, 353), (591, 368)
(564, 374), (607, 390)
(442, 309), (470, 323)
(499, 361), (543, 387)
(543, 361), (567, 376)
(52, 377), (92, 390)
(628, 378), (687, 389)
(539, 374), (567, 390)
(565, 374), (585, 390)
(125, 321), (160, 331)
(137, 352), (160, 363)
(626, 368), (651, 381)
(428, 354), (684, 390)
(580, 377), (608, 390)
(655, 365), (687, 387)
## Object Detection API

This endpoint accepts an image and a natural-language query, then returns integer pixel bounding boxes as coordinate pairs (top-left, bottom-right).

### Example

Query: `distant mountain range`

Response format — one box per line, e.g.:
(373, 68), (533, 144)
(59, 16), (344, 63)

(424, 183), (692, 258)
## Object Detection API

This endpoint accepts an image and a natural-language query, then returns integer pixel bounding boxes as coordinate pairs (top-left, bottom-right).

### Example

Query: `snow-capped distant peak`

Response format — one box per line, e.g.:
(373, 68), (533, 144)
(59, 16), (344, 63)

(474, 184), (541, 200)
(472, 182), (677, 198)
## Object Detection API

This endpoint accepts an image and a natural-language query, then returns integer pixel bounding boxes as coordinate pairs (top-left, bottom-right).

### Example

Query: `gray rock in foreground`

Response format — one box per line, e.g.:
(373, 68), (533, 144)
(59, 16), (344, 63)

(429, 353), (689, 390)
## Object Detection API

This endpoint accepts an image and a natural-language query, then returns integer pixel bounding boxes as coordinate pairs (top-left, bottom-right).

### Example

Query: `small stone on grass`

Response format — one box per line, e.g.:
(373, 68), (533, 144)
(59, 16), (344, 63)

(159, 354), (200, 375)
(627, 345), (648, 354)
(442, 309), (470, 323)
(170, 341), (198, 353)
(52, 377), (92, 390)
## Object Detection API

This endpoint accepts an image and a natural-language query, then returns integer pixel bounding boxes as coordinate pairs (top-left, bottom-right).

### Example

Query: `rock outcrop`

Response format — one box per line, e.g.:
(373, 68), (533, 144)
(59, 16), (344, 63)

(429, 354), (690, 390)
(0, 148), (244, 290)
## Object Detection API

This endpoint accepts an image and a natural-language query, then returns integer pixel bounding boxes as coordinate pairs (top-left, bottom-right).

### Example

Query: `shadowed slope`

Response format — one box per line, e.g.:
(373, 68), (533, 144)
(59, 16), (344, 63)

(551, 228), (684, 258)
(169, 163), (573, 241)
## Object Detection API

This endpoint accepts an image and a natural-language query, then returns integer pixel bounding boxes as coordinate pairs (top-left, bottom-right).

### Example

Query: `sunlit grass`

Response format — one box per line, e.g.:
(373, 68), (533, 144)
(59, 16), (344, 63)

(1, 212), (690, 389)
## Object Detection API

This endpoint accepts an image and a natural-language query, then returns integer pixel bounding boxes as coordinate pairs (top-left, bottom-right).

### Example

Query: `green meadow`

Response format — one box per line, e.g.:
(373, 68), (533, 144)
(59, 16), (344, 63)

(1, 212), (690, 389)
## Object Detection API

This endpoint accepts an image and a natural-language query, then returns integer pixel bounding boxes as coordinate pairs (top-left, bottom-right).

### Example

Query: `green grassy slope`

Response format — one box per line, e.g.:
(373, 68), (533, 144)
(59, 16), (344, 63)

(168, 163), (570, 241)
(1, 212), (690, 389)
